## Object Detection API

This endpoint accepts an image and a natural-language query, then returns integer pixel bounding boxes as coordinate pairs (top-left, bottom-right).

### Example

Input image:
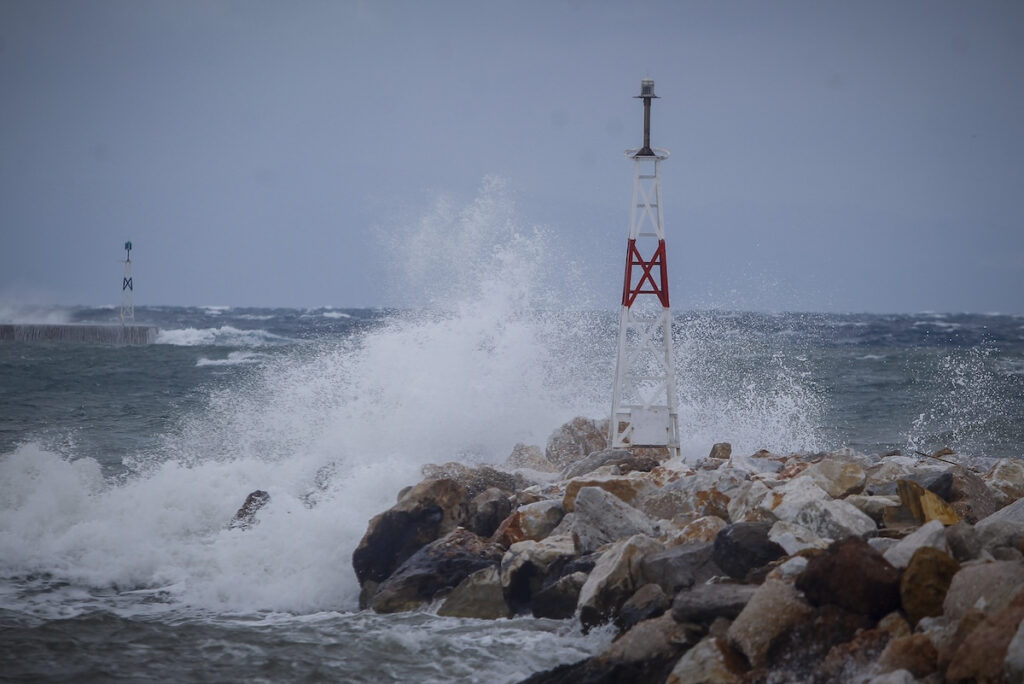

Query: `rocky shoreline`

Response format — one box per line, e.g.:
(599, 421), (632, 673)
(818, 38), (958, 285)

(258, 416), (1024, 682)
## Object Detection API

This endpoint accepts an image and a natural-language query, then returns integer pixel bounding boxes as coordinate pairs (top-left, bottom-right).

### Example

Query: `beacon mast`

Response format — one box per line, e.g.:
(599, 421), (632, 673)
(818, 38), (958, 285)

(120, 241), (134, 325)
(609, 79), (681, 458)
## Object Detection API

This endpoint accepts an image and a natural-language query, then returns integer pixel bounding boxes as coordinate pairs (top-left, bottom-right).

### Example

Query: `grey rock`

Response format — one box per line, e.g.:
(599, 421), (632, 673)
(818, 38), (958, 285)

(942, 560), (1024, 621)
(712, 522), (786, 580)
(640, 542), (722, 593)
(561, 448), (632, 479)
(883, 520), (949, 569)
(228, 489), (270, 530)
(570, 486), (657, 554)
(671, 582), (758, 625)
(616, 583), (669, 632)
(946, 521), (983, 562)
(532, 571), (587, 620)
(437, 566), (511, 619)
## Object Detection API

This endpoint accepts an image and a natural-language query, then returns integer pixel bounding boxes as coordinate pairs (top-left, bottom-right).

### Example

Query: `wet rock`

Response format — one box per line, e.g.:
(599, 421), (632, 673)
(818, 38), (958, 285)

(712, 522), (786, 581)
(897, 478), (959, 525)
(421, 462), (527, 499)
(814, 626), (891, 683)
(796, 536), (901, 619)
(532, 571), (587, 620)
(569, 486), (657, 554)
(545, 416), (609, 470)
(491, 499), (565, 546)
(943, 560), (1024, 622)
(1005, 619), (1024, 682)
(900, 546), (960, 626)
(668, 515), (728, 544)
(763, 476), (831, 522)
(670, 583), (758, 626)
(562, 474), (655, 513)
(727, 579), (814, 668)
(946, 521), (983, 561)
(500, 535), (576, 613)
(760, 604), (874, 681)
(725, 479), (772, 524)
(791, 497), (877, 541)
(639, 541), (721, 594)
(466, 487), (512, 537)
(228, 489), (270, 530)
(352, 478), (469, 587)
(437, 566), (511, 619)
(876, 633), (938, 679)
(867, 671), (916, 684)
(601, 612), (701, 667)
(883, 519), (950, 568)
(802, 459), (866, 498)
(665, 635), (747, 684)
(505, 442), (559, 474)
(946, 586), (1024, 683)
(615, 582), (668, 632)
(948, 465), (998, 523)
(984, 457), (1024, 508)
(768, 520), (829, 555)
(708, 442), (732, 461)
(369, 528), (505, 613)
(977, 494), (1024, 533)
(577, 534), (661, 631)
(561, 448), (631, 479)
(845, 494), (902, 525)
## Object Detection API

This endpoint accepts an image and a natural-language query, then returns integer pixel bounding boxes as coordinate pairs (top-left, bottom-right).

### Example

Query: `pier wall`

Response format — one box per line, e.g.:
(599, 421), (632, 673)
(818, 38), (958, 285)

(0, 324), (159, 345)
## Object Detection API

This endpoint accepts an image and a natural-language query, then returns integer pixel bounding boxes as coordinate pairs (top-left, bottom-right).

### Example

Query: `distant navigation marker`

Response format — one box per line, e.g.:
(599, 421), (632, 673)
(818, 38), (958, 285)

(609, 79), (681, 458)
(120, 241), (134, 325)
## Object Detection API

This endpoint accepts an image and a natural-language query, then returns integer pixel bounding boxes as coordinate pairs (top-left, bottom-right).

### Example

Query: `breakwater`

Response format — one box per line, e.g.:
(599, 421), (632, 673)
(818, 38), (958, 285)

(0, 324), (158, 344)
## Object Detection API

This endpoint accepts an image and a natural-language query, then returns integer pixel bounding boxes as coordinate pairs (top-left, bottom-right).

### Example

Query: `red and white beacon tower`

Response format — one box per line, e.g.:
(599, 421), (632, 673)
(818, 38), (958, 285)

(609, 79), (681, 458)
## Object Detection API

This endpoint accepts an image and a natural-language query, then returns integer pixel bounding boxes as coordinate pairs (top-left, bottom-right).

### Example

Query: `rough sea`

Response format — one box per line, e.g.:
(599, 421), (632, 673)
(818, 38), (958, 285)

(2, 302), (1022, 682)
(2, 189), (1023, 682)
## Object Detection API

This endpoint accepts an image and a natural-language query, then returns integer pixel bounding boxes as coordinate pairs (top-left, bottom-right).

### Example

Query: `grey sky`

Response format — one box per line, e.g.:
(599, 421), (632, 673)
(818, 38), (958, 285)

(2, 0), (1022, 313)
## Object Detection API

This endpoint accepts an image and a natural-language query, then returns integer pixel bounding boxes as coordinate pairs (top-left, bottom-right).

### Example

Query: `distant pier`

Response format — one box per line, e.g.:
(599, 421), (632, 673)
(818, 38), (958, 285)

(0, 324), (159, 345)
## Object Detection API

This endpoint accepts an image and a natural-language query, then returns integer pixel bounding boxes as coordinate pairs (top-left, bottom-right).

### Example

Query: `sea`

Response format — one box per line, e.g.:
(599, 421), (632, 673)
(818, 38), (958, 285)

(1, 188), (1023, 681)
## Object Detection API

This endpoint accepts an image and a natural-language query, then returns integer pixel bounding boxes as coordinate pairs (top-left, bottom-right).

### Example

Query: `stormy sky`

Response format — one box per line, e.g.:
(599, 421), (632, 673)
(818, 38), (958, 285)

(2, 0), (1022, 313)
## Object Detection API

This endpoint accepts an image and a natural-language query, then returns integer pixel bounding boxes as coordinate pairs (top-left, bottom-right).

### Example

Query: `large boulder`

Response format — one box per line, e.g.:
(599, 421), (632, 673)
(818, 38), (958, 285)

(532, 571), (588, 620)
(671, 583), (758, 626)
(727, 579), (814, 668)
(900, 546), (960, 626)
(616, 583), (669, 632)
(640, 542), (721, 594)
(491, 499), (565, 546)
(505, 442), (559, 474)
(666, 635), (747, 684)
(577, 534), (662, 631)
(228, 489), (270, 530)
(421, 462), (527, 499)
(802, 459), (866, 498)
(883, 519), (950, 569)
(500, 535), (577, 613)
(945, 586), (1024, 683)
(569, 486), (657, 555)
(562, 474), (657, 513)
(712, 522), (786, 581)
(437, 566), (511, 619)
(984, 458), (1024, 508)
(796, 536), (901, 619)
(466, 487), (512, 538)
(561, 448), (632, 479)
(352, 478), (469, 587)
(790, 497), (877, 541)
(369, 528), (505, 613)
(948, 465), (998, 523)
(545, 416), (609, 469)
(942, 560), (1024, 622)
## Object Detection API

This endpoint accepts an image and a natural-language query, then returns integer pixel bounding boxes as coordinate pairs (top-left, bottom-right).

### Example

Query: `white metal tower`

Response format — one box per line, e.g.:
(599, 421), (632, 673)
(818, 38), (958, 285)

(609, 79), (680, 458)
(120, 241), (134, 325)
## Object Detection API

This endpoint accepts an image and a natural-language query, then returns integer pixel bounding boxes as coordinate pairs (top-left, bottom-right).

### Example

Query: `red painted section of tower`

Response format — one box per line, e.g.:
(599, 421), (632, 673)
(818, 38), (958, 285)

(621, 238), (670, 308)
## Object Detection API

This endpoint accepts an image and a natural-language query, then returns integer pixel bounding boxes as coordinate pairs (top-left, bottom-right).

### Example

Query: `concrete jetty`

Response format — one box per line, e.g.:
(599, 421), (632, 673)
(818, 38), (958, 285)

(0, 324), (159, 345)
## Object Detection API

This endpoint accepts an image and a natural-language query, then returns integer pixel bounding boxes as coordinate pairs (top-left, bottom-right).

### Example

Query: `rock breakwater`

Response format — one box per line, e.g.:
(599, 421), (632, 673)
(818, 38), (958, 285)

(340, 417), (1024, 682)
